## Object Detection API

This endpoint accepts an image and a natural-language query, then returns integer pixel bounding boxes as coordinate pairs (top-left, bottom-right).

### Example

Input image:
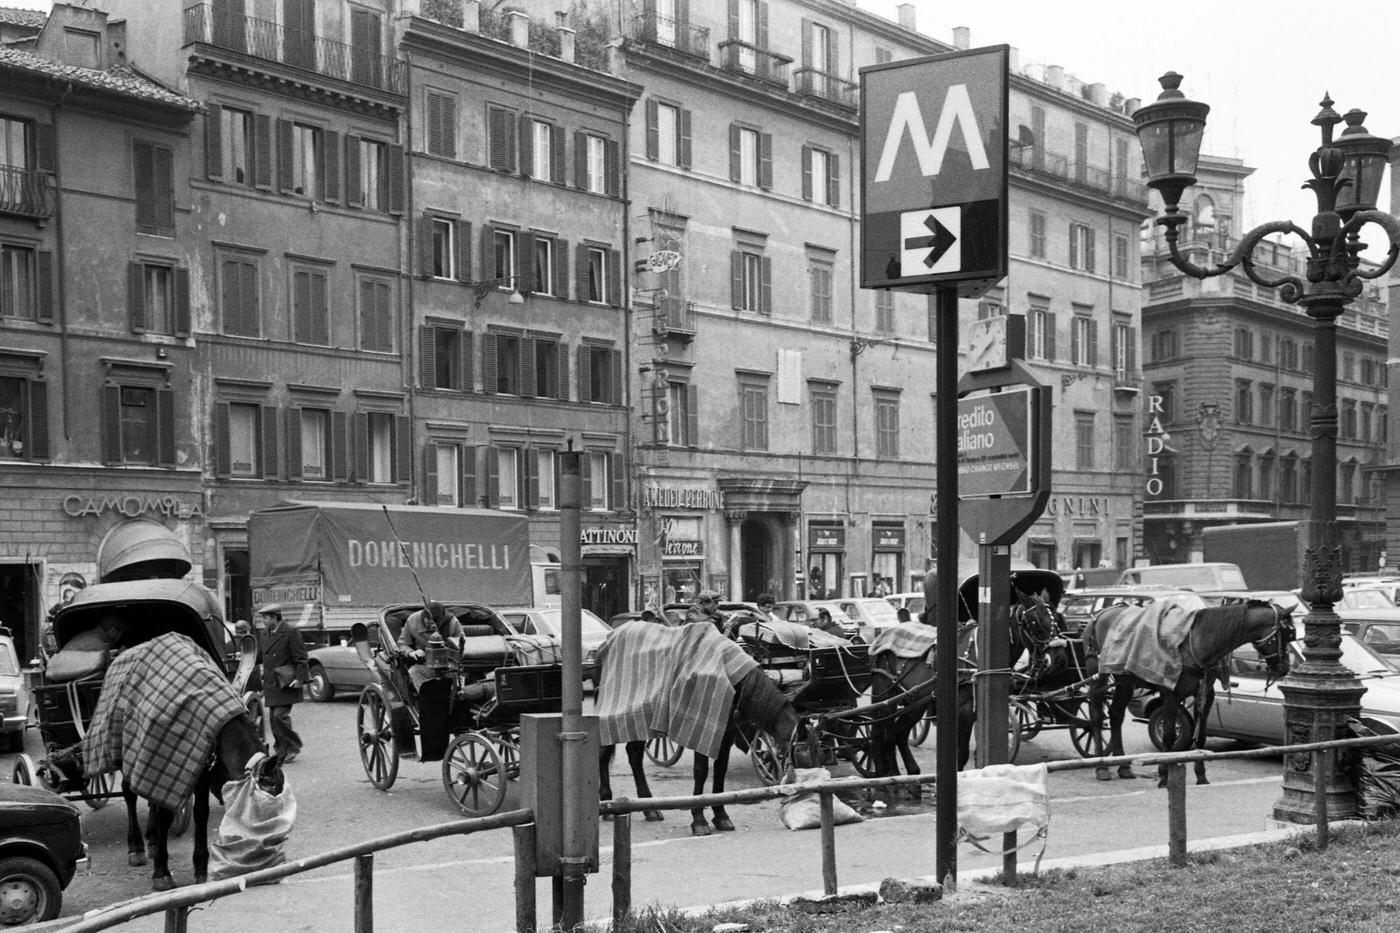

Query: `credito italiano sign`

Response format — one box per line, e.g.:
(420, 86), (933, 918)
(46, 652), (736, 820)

(956, 388), (1033, 498)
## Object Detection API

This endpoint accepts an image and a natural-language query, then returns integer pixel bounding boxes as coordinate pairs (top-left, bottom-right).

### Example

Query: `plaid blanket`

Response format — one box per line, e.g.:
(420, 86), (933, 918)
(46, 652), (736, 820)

(869, 624), (938, 660)
(596, 622), (758, 758)
(81, 633), (248, 811)
(1096, 594), (1206, 687)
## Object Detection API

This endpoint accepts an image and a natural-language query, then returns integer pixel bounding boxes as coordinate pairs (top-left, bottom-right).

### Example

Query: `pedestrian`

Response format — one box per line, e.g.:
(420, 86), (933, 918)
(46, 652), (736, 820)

(256, 603), (308, 763)
(397, 601), (465, 693)
(755, 592), (781, 624)
(685, 589), (727, 630)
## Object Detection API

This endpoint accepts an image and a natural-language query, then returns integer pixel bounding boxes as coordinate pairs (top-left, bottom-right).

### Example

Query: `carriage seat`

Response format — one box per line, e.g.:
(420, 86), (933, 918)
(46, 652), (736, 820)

(45, 625), (115, 683)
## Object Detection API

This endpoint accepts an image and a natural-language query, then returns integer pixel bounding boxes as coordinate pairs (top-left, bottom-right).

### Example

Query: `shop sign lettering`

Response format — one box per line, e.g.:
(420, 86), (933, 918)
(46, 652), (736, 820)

(63, 493), (204, 521)
(581, 528), (638, 547)
(663, 539), (702, 557)
(1045, 496), (1107, 516)
(1145, 394), (1169, 497)
(642, 486), (725, 509)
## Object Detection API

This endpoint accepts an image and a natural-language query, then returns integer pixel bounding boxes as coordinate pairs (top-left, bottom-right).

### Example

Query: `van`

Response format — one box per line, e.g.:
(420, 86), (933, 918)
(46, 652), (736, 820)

(1115, 562), (1247, 593)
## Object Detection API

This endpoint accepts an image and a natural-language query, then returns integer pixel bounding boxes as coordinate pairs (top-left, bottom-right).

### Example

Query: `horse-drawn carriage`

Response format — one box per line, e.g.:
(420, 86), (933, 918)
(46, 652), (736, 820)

(351, 602), (564, 816)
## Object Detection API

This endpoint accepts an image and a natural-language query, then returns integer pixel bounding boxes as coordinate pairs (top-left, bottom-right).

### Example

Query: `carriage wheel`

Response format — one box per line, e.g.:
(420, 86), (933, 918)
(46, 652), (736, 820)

(442, 732), (507, 817)
(82, 772), (112, 810)
(357, 686), (400, 791)
(1069, 704), (1108, 758)
(1014, 701), (1043, 742)
(496, 732), (520, 782)
(170, 797), (192, 836)
(848, 720), (878, 777)
(747, 731), (786, 787)
(1005, 705), (1023, 763)
(645, 735), (684, 768)
(908, 711), (933, 747)
(1148, 706), (1196, 752)
(10, 755), (36, 787)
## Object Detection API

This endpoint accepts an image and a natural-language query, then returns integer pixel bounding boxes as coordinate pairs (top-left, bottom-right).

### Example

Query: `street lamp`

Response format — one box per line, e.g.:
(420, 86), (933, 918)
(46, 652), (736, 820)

(1134, 72), (1400, 822)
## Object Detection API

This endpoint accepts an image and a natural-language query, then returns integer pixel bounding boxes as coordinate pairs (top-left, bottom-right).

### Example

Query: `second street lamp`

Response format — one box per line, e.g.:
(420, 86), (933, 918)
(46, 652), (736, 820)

(1133, 73), (1400, 821)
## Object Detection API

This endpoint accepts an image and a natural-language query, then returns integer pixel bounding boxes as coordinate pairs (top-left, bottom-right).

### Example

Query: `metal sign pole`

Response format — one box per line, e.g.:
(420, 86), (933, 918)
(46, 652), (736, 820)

(557, 451), (586, 927)
(933, 285), (960, 889)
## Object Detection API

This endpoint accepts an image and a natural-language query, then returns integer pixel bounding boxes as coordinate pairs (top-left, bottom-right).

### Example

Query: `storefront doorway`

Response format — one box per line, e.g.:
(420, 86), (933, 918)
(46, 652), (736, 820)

(740, 519), (775, 601)
(583, 556), (628, 622)
(0, 562), (39, 662)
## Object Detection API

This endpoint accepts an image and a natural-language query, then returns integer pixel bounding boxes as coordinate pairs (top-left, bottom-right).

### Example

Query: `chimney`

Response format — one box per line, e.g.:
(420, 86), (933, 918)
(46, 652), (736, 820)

(463, 0), (480, 34)
(1044, 64), (1064, 90)
(559, 26), (575, 64)
(107, 19), (127, 67)
(1124, 97), (1142, 117)
(897, 3), (916, 32)
(952, 26), (970, 50)
(508, 10), (529, 48)
(1087, 82), (1108, 107)
(1008, 46), (1020, 74)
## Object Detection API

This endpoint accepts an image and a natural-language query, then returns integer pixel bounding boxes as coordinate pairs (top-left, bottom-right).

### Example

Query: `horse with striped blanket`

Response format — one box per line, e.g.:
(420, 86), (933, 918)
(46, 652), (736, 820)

(596, 620), (799, 835)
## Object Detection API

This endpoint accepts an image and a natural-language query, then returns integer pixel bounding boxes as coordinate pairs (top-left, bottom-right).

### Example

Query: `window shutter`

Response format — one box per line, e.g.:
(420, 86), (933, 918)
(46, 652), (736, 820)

(727, 0), (739, 40)
(205, 104), (223, 179)
(134, 142), (155, 231)
(480, 223), (496, 280)
(287, 407), (302, 479)
(554, 239), (570, 299)
(456, 220), (472, 283)
(687, 384), (700, 446)
(1046, 313), (1057, 361)
(610, 347), (623, 405)
(395, 415), (411, 484)
(1109, 325), (1119, 371)
(34, 122), (55, 173)
(155, 387), (176, 467)
(276, 119), (293, 192)
(174, 268), (190, 337)
(254, 114), (272, 189)
(35, 251), (53, 323)
(730, 251), (743, 309)
(489, 107), (515, 172)
(1088, 320), (1099, 366)
(550, 125), (565, 184)
(261, 404), (278, 478)
(486, 447), (500, 507)
(344, 135), (362, 207)
(517, 232), (536, 294)
(422, 443), (438, 504)
(580, 450), (592, 501)
(482, 333), (498, 394)
(28, 379), (49, 460)
(610, 452), (624, 509)
(520, 335), (537, 396)
(323, 130), (340, 201)
(607, 249), (621, 307)
(757, 0), (770, 49)
(1087, 229), (1097, 272)
(1128, 327), (1138, 373)
(1071, 321), (1080, 363)
(759, 132), (773, 189)
(526, 447), (540, 508)
(801, 18), (812, 68)
(128, 262), (146, 333)
(801, 144), (812, 200)
(420, 325), (436, 388)
(557, 341), (570, 401)
(578, 345), (592, 403)
(418, 213), (435, 278)
(826, 25), (838, 75)
(352, 411), (368, 483)
(425, 93), (443, 155)
(679, 108), (692, 169)
(573, 131), (585, 188)
(440, 97), (457, 158)
(331, 410), (349, 480)
(462, 445), (478, 506)
(605, 140), (620, 196)
(387, 145), (405, 213)
(645, 99), (659, 160)
(519, 116), (534, 177)
(827, 152), (840, 207)
(154, 145), (174, 231)
(213, 401), (231, 475)
(728, 124), (740, 181)
(574, 243), (588, 300)
(760, 256), (772, 314)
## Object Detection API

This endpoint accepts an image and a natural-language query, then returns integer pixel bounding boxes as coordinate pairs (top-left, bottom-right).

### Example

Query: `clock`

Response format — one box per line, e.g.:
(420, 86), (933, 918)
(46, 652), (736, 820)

(966, 316), (1010, 372)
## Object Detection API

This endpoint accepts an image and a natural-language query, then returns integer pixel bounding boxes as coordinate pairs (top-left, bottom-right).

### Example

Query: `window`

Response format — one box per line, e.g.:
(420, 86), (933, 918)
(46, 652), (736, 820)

(429, 218), (455, 279)
(582, 342), (620, 404)
(1342, 352), (1355, 383)
(1073, 122), (1088, 183)
(289, 123), (322, 198)
(1280, 457), (1297, 503)
(1071, 313), (1097, 366)
(1153, 383), (1176, 424)
(227, 402), (262, 477)
(1236, 380), (1253, 424)
(1342, 400), (1357, 439)
(127, 262), (189, 337)
(587, 451), (612, 511)
(495, 446), (521, 509)
(735, 0), (759, 70)
(809, 262), (832, 324)
(425, 90), (457, 158)
(1028, 304), (1053, 360)
(295, 408), (330, 481)
(530, 119), (553, 180)
(1113, 234), (1130, 279)
(654, 101), (681, 166)
(530, 335), (561, 398)
(1234, 452), (1253, 499)
(1114, 415), (1134, 470)
(292, 267), (329, 345)
(1029, 210), (1046, 259)
(354, 138), (388, 210)
(731, 249), (771, 314)
(1339, 463), (1356, 504)
(350, 7), (383, 86)
(808, 21), (832, 95)
(534, 447), (558, 509)
(220, 253), (259, 337)
(1112, 320), (1134, 377)
(811, 382), (837, 454)
(1260, 384), (1275, 426)
(359, 276), (393, 352)
(532, 237), (555, 296)
(734, 126), (759, 187)
(1150, 328), (1178, 361)
(1235, 327), (1254, 360)
(1260, 333), (1274, 364)
(490, 332), (522, 395)
(583, 134), (606, 193)
(219, 106), (253, 185)
(875, 290), (894, 334)
(874, 391), (900, 459)
(977, 299), (1004, 319)
(1075, 412), (1095, 469)
(1280, 338), (1299, 370)
(582, 245), (606, 303)
(488, 105), (517, 172)
(424, 324), (466, 390)
(492, 229), (516, 287)
(803, 145), (838, 206)
(1302, 342), (1315, 374)
(1259, 454), (1275, 501)
(432, 443), (461, 506)
(740, 375), (769, 451)
(364, 411), (395, 484)
(1362, 403), (1374, 443)
(106, 383), (174, 466)
(0, 374), (48, 461)
(1069, 223), (1095, 272)
(134, 140), (174, 235)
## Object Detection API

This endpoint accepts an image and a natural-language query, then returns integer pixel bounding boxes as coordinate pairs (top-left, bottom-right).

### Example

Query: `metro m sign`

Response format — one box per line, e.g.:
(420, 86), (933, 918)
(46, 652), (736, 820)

(860, 46), (1008, 297)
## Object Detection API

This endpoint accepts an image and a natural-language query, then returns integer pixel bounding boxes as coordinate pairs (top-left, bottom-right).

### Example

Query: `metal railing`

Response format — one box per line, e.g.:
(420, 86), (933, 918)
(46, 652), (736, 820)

(629, 12), (711, 61)
(0, 164), (54, 219)
(717, 39), (791, 89)
(183, 3), (405, 95)
(653, 298), (696, 335)
(1009, 145), (1145, 202)
(793, 68), (856, 108)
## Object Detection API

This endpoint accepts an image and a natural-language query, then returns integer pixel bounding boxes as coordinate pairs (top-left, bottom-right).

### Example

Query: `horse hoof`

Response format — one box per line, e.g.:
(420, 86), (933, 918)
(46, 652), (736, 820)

(128, 852), (148, 867)
(1095, 767), (1112, 782)
(1157, 779), (1169, 790)
(712, 816), (735, 832)
(644, 810), (664, 822)
(152, 876), (176, 892)
(690, 822), (712, 837)
(1196, 776), (1210, 786)
(1118, 766), (1138, 780)
(195, 873), (207, 885)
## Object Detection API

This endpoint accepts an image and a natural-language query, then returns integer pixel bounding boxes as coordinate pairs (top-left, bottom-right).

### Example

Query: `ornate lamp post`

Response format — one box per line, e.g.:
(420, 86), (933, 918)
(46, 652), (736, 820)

(1134, 73), (1400, 821)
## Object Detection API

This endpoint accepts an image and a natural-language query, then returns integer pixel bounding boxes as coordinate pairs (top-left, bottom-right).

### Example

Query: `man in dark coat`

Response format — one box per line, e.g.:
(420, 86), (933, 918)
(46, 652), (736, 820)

(257, 603), (308, 763)
(397, 601), (464, 692)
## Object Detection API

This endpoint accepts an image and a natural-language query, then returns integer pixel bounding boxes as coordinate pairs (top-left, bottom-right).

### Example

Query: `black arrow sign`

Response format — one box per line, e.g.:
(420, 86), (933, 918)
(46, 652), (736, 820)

(903, 213), (957, 269)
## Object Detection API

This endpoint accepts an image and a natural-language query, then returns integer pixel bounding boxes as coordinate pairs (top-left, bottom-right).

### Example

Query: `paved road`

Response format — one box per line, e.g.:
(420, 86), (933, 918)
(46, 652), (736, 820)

(9, 693), (1296, 931)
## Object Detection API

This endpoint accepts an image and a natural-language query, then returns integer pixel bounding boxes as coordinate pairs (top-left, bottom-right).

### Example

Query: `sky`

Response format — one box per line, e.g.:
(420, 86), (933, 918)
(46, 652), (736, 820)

(11, 0), (1399, 231)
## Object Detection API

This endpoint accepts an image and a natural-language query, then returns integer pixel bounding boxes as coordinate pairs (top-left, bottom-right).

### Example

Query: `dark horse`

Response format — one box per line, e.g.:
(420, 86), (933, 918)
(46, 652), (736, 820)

(1087, 598), (1294, 786)
(599, 665), (799, 836)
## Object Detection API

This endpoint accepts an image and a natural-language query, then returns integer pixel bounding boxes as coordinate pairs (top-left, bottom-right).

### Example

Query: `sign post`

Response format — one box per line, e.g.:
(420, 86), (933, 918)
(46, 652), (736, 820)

(861, 45), (1009, 891)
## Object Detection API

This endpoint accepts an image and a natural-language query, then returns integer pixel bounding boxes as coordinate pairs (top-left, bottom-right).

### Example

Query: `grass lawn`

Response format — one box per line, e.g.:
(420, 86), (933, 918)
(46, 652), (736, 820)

(610, 820), (1400, 933)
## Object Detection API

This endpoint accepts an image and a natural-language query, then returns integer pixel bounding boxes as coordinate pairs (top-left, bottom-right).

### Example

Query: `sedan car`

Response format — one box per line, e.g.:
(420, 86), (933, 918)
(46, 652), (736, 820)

(0, 781), (88, 924)
(497, 606), (610, 684)
(1338, 609), (1400, 672)
(1056, 586), (1198, 638)
(0, 627), (31, 753)
(772, 600), (860, 640)
(837, 597), (903, 641)
(885, 592), (926, 618)
(1339, 586), (1397, 611)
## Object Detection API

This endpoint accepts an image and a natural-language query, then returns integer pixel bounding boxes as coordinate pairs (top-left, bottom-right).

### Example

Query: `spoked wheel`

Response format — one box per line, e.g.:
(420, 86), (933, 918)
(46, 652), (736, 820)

(908, 711), (933, 747)
(645, 735), (684, 768)
(1070, 702), (1108, 758)
(748, 731), (787, 786)
(169, 797), (192, 836)
(848, 720), (878, 777)
(1005, 704), (1023, 763)
(1014, 700), (1043, 742)
(442, 732), (506, 817)
(496, 732), (520, 781)
(10, 755), (36, 786)
(357, 686), (400, 790)
(1148, 706), (1196, 752)
(82, 772), (112, 810)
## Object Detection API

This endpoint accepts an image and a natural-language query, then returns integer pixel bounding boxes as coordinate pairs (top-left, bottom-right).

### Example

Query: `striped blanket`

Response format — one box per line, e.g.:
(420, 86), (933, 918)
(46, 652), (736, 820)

(596, 621), (758, 758)
(869, 623), (938, 660)
(81, 633), (248, 811)
(1096, 594), (1206, 687)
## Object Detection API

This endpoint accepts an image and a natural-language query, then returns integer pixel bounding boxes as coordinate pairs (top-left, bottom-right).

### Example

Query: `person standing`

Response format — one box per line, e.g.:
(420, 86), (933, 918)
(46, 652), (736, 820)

(257, 604), (308, 763)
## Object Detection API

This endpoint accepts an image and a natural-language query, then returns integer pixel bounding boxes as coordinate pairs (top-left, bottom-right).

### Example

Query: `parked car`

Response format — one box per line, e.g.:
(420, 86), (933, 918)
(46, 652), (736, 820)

(1338, 609), (1400, 672)
(1115, 562), (1247, 593)
(497, 606), (611, 684)
(885, 592), (926, 619)
(1204, 590), (1304, 614)
(1057, 586), (1199, 638)
(837, 597), (903, 641)
(1339, 586), (1397, 610)
(0, 626), (32, 753)
(772, 600), (860, 640)
(0, 781), (88, 924)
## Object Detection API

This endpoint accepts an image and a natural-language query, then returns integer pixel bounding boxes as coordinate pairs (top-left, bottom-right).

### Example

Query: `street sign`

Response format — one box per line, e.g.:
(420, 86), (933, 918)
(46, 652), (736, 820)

(957, 388), (1035, 498)
(860, 46), (1008, 297)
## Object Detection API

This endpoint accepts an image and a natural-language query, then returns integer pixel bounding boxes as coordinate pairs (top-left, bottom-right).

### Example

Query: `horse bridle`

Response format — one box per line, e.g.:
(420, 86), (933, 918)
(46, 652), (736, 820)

(1251, 604), (1296, 689)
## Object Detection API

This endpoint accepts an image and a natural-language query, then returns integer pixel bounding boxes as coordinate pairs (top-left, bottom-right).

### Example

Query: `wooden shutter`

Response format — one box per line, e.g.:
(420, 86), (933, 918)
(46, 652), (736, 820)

(331, 410), (348, 480)
(323, 130), (340, 202)
(604, 140), (620, 196)
(801, 144), (812, 200)
(1127, 327), (1138, 373)
(727, 0), (739, 40)
(36, 251), (54, 324)
(276, 119), (293, 192)
(827, 152), (840, 207)
(1070, 320), (1080, 363)
(205, 104), (223, 179)
(610, 348), (623, 405)
(580, 450), (592, 502)
(610, 452), (624, 510)
(28, 379), (49, 460)
(482, 332), (498, 394)
(1046, 313), (1057, 362)
(574, 243), (588, 301)
(730, 251), (743, 309)
(480, 223), (496, 281)
(757, 1), (770, 51)
(520, 335), (537, 396)
(462, 444), (478, 506)
(517, 232), (536, 294)
(557, 342), (570, 401)
(420, 325), (436, 388)
(489, 106), (515, 172)
(687, 385), (700, 446)
(578, 345), (592, 403)
(34, 122), (55, 173)
(526, 448), (540, 509)
(134, 142), (155, 231)
(606, 249), (621, 306)
(554, 239), (570, 299)
(418, 213), (435, 278)
(1110, 325), (1119, 373)
(352, 411), (368, 483)
(261, 404), (278, 478)
(344, 135), (362, 207)
(758, 132), (773, 189)
(728, 124), (740, 181)
(387, 145), (405, 213)
(550, 125), (565, 184)
(645, 99), (659, 160)
(425, 93), (443, 155)
(462, 331), (474, 392)
(213, 401), (230, 475)
(287, 407), (302, 480)
(253, 114), (272, 189)
(128, 262), (146, 333)
(395, 415), (411, 484)
(760, 256), (772, 314)
(518, 116), (534, 177)
(422, 444), (438, 505)
(1088, 320), (1099, 366)
(801, 18), (812, 69)
(486, 447), (500, 507)
(456, 220), (472, 283)
(157, 388), (177, 467)
(174, 268), (190, 337)
(679, 108), (692, 169)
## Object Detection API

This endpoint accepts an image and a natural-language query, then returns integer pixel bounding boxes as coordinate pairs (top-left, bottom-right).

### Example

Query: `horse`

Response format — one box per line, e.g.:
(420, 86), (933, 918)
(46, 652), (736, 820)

(1087, 597), (1295, 786)
(595, 621), (800, 836)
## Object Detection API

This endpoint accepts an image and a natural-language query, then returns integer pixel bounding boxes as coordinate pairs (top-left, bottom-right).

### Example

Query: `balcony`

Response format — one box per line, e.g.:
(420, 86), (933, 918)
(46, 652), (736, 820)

(628, 12), (710, 61)
(717, 40), (791, 90)
(183, 3), (405, 95)
(1009, 144), (1144, 203)
(0, 165), (54, 220)
(793, 68), (856, 109)
(652, 298), (696, 340)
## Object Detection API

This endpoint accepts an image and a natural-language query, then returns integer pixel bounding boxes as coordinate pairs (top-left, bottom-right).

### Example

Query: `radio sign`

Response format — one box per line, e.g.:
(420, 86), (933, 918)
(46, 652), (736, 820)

(957, 388), (1035, 498)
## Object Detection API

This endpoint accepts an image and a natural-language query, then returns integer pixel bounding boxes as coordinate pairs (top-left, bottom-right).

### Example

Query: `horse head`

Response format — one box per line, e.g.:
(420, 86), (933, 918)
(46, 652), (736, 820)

(735, 667), (800, 779)
(1012, 591), (1071, 678)
(1247, 600), (1297, 687)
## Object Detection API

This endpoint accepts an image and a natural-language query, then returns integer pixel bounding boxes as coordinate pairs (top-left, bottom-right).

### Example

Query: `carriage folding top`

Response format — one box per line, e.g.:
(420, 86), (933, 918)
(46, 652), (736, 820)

(51, 579), (227, 663)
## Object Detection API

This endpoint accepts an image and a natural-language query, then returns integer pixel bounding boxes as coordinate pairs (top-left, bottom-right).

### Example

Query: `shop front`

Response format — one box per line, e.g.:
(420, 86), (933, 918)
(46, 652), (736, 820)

(806, 523), (844, 600)
(580, 525), (635, 622)
(637, 481), (728, 611)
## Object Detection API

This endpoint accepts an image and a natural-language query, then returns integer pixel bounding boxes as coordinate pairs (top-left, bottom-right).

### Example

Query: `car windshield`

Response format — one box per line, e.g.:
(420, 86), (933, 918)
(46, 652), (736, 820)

(855, 599), (900, 622)
(1343, 589), (1394, 609)
(535, 610), (612, 639)
(0, 642), (17, 675)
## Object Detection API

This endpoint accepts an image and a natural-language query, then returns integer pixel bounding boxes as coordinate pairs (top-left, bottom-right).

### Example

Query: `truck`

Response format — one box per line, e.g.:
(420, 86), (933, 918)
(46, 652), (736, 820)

(1200, 521), (1310, 591)
(247, 501), (559, 644)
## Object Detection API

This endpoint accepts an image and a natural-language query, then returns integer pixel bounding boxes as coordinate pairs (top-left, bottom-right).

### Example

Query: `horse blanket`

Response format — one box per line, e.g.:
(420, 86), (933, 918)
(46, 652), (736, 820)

(1095, 593), (1207, 687)
(82, 632), (247, 811)
(596, 621), (758, 758)
(868, 624), (937, 660)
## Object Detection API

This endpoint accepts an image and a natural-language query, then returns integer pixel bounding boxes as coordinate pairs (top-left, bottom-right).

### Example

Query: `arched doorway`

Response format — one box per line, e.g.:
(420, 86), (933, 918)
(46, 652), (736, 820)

(740, 519), (772, 602)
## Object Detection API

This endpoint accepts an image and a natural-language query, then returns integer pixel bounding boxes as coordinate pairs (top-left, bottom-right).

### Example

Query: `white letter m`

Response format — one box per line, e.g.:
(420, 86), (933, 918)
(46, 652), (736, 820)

(874, 85), (988, 184)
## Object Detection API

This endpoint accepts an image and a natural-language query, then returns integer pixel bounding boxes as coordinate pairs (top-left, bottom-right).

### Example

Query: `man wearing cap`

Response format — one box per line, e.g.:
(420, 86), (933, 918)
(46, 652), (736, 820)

(685, 590), (727, 630)
(397, 601), (465, 692)
(257, 604), (308, 763)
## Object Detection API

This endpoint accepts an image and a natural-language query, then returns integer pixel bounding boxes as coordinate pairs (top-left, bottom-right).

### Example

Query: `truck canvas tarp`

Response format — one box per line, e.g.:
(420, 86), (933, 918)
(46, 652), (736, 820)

(249, 501), (532, 632)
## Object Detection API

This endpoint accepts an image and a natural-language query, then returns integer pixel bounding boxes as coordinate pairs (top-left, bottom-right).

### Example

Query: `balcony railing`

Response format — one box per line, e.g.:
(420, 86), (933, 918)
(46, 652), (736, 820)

(0, 165), (54, 220)
(653, 298), (696, 339)
(183, 3), (405, 95)
(717, 40), (791, 89)
(1009, 144), (1144, 202)
(793, 68), (856, 109)
(629, 12), (710, 61)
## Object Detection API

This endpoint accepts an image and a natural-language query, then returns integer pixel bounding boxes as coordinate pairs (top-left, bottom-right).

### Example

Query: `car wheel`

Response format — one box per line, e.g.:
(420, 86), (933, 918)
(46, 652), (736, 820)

(0, 856), (62, 925)
(307, 665), (335, 703)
